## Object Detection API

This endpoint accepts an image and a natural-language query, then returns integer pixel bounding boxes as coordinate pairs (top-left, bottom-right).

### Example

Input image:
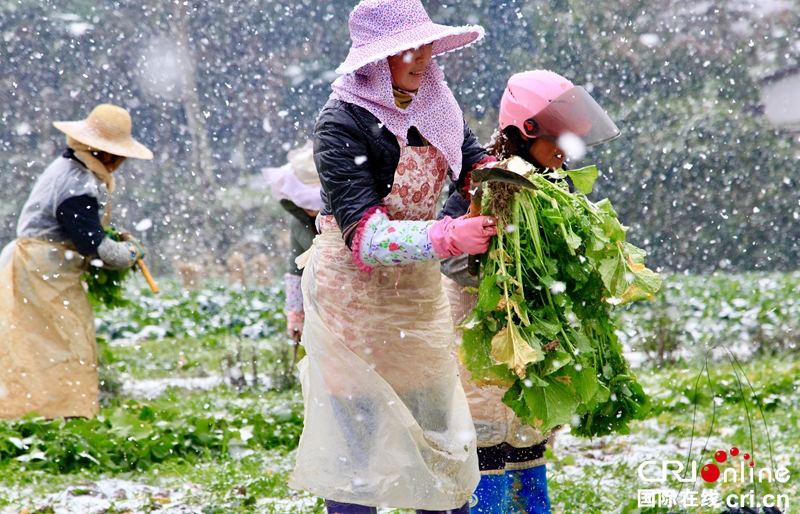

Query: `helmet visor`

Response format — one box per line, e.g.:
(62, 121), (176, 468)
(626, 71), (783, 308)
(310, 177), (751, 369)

(524, 86), (620, 147)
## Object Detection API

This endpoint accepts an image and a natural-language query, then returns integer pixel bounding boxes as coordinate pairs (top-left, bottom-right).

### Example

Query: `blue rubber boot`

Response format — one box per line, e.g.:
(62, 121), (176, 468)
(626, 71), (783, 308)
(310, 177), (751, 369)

(508, 465), (551, 514)
(469, 473), (510, 513)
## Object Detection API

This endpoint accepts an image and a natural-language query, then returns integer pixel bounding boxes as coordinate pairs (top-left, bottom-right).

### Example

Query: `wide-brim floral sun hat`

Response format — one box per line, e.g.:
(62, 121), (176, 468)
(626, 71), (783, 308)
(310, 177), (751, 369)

(336, 0), (485, 75)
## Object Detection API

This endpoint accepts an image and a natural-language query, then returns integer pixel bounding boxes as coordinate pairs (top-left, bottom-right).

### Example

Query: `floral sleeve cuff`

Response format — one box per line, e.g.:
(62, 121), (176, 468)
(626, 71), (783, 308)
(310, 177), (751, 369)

(352, 206), (438, 273)
(284, 273), (303, 312)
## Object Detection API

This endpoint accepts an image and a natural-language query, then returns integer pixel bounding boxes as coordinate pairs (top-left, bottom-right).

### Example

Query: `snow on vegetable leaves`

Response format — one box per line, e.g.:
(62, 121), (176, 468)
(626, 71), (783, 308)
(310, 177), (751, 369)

(95, 282), (285, 341)
(461, 157), (660, 436)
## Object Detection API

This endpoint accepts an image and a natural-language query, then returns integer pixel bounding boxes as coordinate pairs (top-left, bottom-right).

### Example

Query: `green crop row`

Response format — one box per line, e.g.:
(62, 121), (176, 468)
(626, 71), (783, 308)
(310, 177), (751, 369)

(95, 280), (286, 341)
(618, 271), (800, 362)
(0, 390), (303, 475)
(97, 272), (800, 359)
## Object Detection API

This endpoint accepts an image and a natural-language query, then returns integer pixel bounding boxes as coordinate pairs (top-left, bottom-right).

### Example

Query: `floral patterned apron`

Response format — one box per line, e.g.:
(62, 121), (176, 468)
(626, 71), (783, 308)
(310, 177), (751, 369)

(289, 139), (479, 510)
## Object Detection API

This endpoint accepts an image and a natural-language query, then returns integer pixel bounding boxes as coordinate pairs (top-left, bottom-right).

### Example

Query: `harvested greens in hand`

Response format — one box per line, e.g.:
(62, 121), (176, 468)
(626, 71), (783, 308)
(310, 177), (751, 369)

(83, 227), (131, 309)
(460, 157), (661, 437)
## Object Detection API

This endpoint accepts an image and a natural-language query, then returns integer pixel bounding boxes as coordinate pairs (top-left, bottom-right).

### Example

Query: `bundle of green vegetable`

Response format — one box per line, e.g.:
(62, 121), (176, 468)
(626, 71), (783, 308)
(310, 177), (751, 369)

(82, 227), (131, 309)
(460, 157), (661, 437)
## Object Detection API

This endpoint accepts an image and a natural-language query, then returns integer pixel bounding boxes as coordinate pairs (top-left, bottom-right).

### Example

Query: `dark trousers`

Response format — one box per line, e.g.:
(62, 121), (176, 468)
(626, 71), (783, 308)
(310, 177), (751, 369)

(326, 386), (460, 514)
(324, 499), (470, 514)
(477, 441), (547, 471)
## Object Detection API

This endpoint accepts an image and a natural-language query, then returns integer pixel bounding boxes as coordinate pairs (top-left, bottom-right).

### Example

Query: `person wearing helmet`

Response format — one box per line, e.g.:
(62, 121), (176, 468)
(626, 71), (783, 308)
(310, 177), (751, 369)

(0, 104), (153, 419)
(492, 69), (619, 171)
(439, 70), (619, 514)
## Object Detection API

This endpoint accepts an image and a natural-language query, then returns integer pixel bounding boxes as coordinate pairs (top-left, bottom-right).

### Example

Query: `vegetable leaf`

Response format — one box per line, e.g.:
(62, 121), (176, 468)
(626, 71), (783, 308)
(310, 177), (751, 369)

(522, 374), (580, 431)
(82, 227), (132, 309)
(490, 322), (541, 378)
(598, 243), (662, 304)
(564, 165), (599, 194)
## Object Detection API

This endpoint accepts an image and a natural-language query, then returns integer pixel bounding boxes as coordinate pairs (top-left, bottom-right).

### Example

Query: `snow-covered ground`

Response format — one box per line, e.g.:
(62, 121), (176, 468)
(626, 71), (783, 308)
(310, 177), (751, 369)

(1, 477), (321, 514)
(121, 375), (223, 398)
(551, 418), (727, 479)
(0, 424), (728, 514)
(2, 479), (200, 514)
(121, 374), (273, 399)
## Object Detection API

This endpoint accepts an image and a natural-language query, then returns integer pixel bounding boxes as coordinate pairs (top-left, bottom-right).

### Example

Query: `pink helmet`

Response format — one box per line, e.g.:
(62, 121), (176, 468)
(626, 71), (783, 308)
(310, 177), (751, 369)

(499, 70), (574, 132)
(499, 70), (620, 147)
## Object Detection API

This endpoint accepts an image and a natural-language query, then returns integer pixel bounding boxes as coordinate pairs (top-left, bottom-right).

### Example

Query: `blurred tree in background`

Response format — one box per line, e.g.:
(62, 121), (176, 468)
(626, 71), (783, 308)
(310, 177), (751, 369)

(1, 0), (798, 274)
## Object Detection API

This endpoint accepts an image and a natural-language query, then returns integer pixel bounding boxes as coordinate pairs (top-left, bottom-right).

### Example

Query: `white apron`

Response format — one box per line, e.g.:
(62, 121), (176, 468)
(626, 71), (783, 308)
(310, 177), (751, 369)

(289, 141), (480, 510)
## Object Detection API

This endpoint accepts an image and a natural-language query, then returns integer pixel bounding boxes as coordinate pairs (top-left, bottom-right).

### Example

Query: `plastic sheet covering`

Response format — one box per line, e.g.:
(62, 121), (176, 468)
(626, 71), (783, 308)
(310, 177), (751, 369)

(442, 276), (547, 449)
(288, 230), (479, 510)
(0, 238), (98, 419)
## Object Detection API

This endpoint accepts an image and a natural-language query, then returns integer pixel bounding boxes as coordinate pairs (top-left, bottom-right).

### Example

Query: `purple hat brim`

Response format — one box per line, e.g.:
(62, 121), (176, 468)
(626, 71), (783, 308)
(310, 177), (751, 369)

(335, 21), (485, 75)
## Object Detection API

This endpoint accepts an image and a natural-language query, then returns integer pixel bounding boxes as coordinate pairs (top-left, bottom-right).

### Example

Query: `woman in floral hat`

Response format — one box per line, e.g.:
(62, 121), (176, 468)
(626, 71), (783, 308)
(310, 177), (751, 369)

(0, 104), (152, 419)
(288, 0), (496, 512)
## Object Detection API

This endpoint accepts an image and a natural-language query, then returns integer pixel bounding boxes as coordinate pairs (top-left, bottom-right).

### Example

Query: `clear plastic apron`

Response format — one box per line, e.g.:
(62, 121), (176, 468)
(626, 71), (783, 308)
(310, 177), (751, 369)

(289, 140), (479, 510)
(441, 276), (547, 450)
(0, 238), (98, 419)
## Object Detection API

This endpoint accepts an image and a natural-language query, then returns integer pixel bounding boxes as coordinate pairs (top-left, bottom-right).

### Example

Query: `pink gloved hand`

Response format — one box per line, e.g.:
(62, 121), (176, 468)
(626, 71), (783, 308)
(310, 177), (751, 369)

(287, 310), (305, 341)
(429, 215), (498, 259)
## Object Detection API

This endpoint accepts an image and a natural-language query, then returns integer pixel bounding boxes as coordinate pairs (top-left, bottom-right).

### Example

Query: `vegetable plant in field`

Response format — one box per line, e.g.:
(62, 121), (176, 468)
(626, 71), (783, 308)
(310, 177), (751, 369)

(0, 393), (303, 475)
(82, 227), (131, 309)
(461, 157), (661, 437)
(95, 282), (286, 341)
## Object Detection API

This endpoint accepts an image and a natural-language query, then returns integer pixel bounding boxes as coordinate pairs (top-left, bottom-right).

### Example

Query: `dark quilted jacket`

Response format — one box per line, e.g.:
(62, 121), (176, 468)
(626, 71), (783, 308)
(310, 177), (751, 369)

(313, 98), (487, 247)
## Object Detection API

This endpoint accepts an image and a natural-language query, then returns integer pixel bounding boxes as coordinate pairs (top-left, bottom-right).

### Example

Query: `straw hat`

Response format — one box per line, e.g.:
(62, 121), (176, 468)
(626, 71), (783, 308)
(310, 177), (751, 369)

(288, 144), (320, 185)
(263, 162), (322, 212)
(336, 0), (484, 75)
(53, 104), (153, 160)
(263, 142), (322, 211)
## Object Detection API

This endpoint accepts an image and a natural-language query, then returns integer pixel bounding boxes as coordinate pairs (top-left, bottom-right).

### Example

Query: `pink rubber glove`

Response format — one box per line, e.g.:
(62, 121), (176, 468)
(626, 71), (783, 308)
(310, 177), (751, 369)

(287, 310), (305, 340)
(429, 215), (498, 259)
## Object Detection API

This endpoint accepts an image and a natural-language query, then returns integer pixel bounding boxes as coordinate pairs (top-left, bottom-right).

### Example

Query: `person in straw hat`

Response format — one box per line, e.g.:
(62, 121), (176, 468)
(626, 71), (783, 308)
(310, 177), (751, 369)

(262, 141), (322, 342)
(288, 1), (498, 512)
(0, 103), (153, 419)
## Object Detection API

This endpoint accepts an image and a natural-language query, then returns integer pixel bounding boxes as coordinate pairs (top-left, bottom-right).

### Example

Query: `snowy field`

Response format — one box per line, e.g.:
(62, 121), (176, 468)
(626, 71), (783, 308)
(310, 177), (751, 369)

(2, 275), (800, 513)
(3, 0), (800, 510)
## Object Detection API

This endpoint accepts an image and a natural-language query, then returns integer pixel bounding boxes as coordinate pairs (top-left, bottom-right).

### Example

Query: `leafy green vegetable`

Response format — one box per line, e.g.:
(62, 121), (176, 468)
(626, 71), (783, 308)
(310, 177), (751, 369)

(461, 157), (661, 437)
(0, 393), (303, 475)
(490, 321), (541, 378)
(562, 165), (599, 195)
(82, 227), (131, 309)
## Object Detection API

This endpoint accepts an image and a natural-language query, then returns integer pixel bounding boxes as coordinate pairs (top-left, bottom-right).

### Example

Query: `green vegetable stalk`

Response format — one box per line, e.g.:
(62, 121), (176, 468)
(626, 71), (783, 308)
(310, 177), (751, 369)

(460, 157), (661, 437)
(82, 227), (131, 309)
